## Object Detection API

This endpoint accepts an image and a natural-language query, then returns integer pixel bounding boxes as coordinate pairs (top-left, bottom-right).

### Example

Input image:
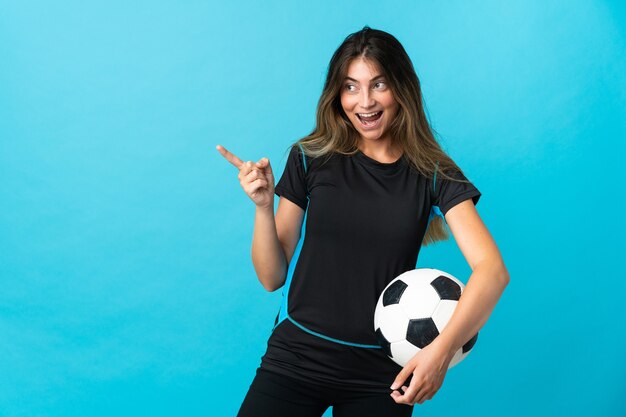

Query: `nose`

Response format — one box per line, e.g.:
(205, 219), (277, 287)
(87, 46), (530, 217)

(359, 89), (375, 109)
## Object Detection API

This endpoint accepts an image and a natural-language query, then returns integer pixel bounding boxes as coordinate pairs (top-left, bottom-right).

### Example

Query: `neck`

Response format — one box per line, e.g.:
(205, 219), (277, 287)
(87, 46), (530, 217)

(357, 140), (403, 162)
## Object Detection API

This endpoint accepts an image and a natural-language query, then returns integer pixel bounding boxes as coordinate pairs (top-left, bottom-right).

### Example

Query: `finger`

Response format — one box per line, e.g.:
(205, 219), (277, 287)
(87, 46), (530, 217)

(396, 378), (421, 405)
(390, 369), (412, 391)
(390, 389), (410, 405)
(239, 161), (259, 179)
(216, 144), (245, 169)
(402, 385), (418, 404)
(246, 178), (268, 194)
(245, 166), (265, 182)
(390, 390), (404, 404)
(400, 386), (414, 404)
(255, 158), (273, 177)
(391, 385), (411, 402)
(412, 385), (430, 405)
(259, 157), (274, 181)
(247, 177), (267, 186)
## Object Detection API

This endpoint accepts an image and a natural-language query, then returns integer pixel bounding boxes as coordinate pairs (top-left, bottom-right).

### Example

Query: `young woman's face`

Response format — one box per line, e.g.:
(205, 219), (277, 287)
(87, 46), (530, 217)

(340, 57), (399, 144)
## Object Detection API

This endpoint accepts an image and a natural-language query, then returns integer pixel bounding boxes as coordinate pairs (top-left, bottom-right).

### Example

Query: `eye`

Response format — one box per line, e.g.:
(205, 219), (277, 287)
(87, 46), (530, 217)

(344, 84), (357, 92)
(373, 82), (387, 90)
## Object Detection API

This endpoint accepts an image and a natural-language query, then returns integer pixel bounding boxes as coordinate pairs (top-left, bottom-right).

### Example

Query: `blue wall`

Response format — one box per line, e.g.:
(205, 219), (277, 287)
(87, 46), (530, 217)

(1, 1), (624, 416)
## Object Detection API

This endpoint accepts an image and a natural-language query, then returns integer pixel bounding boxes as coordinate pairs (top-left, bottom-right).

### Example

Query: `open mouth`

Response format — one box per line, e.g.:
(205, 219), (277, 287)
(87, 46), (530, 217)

(356, 111), (383, 128)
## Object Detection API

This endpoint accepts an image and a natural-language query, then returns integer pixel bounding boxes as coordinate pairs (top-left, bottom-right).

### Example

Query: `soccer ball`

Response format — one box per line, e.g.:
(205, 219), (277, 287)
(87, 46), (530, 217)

(373, 268), (478, 369)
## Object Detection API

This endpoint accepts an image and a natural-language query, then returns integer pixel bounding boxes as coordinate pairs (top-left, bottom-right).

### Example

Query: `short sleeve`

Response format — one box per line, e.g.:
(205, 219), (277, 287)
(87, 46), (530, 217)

(274, 145), (309, 210)
(432, 168), (481, 217)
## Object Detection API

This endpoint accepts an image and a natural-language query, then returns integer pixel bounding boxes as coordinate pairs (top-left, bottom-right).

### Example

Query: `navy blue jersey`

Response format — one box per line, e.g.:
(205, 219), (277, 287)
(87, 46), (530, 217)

(259, 144), (481, 393)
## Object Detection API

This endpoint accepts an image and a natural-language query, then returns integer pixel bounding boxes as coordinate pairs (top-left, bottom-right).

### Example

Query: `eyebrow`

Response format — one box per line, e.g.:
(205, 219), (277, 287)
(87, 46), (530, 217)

(344, 75), (386, 83)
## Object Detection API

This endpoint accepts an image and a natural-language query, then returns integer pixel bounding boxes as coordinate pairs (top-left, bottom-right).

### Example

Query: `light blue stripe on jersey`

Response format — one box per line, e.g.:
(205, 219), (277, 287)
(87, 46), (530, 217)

(429, 160), (444, 223)
(272, 204), (307, 330)
(287, 316), (382, 348)
(298, 142), (308, 174)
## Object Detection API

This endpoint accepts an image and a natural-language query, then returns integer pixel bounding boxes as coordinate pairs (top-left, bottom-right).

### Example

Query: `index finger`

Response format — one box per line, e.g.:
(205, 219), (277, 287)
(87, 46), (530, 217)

(216, 144), (244, 169)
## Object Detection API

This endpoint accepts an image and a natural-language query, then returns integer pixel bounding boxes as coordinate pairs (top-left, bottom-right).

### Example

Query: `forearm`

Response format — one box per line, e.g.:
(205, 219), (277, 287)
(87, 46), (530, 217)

(435, 261), (510, 358)
(251, 204), (287, 292)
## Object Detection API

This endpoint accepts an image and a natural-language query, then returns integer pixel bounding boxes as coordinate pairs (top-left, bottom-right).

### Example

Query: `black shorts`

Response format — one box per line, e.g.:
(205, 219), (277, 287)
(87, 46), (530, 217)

(236, 367), (414, 417)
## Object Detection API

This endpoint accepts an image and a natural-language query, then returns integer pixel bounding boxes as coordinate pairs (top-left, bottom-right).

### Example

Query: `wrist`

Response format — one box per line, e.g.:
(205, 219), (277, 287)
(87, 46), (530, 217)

(432, 335), (457, 361)
(256, 203), (274, 214)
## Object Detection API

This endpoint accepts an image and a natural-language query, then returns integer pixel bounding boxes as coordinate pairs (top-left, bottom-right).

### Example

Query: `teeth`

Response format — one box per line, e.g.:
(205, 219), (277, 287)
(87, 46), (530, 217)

(357, 111), (381, 117)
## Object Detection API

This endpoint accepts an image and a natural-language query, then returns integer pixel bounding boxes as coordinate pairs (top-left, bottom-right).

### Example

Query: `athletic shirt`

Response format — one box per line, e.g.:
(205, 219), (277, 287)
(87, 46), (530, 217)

(259, 143), (482, 393)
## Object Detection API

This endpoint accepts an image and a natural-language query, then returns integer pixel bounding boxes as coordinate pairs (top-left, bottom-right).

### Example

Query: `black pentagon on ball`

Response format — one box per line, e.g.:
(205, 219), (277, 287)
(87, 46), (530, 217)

(406, 318), (440, 348)
(375, 327), (393, 357)
(431, 275), (462, 301)
(462, 332), (478, 353)
(383, 280), (408, 306)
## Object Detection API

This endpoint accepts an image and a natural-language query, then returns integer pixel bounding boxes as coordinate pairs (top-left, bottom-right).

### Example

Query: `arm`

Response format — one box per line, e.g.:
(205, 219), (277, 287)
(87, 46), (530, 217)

(251, 197), (305, 292)
(432, 199), (510, 357)
(391, 198), (509, 405)
(215, 145), (306, 292)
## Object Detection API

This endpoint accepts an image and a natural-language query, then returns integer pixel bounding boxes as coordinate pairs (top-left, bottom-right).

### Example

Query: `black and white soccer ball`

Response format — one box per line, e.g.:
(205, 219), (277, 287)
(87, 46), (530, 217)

(374, 268), (478, 368)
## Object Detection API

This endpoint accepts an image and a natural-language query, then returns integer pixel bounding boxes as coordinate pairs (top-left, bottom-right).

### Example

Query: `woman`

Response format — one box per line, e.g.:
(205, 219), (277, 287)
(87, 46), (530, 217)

(217, 26), (509, 416)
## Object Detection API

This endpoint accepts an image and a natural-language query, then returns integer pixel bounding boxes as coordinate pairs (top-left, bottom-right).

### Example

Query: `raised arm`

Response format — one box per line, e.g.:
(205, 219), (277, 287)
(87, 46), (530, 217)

(217, 144), (304, 292)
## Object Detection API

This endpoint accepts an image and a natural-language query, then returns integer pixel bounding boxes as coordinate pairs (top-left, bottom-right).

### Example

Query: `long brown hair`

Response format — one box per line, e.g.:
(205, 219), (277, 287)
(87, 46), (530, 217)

(288, 26), (472, 246)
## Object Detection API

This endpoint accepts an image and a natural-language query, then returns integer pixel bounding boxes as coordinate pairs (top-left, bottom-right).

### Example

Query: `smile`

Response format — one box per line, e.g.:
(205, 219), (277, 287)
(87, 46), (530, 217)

(356, 111), (383, 128)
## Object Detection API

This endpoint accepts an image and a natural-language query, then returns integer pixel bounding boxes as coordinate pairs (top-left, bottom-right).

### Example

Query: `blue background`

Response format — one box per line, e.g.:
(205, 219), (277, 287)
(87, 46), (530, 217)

(1, 1), (624, 416)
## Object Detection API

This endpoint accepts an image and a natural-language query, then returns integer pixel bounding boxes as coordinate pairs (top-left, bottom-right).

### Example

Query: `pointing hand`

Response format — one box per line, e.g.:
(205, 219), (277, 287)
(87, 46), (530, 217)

(216, 144), (275, 210)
